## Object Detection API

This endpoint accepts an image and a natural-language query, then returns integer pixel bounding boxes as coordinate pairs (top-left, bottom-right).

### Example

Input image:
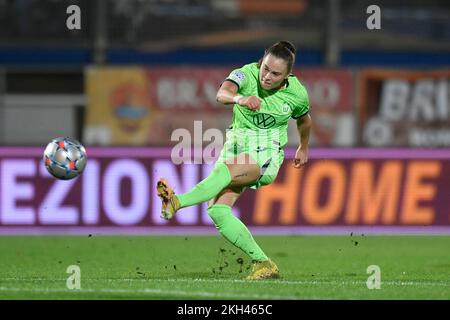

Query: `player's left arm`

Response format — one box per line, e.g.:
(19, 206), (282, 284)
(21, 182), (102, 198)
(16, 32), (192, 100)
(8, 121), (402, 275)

(293, 112), (312, 168)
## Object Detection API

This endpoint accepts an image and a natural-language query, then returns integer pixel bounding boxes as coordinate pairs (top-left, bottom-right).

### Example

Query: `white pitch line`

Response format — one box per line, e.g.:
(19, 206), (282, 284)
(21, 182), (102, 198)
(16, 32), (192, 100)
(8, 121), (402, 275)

(145, 278), (450, 287)
(1, 277), (449, 287)
(0, 286), (301, 300)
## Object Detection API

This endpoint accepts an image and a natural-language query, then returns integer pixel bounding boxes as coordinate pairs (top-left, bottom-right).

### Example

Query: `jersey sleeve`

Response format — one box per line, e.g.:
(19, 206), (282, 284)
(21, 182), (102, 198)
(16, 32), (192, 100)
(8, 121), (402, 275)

(291, 87), (310, 119)
(224, 68), (249, 91)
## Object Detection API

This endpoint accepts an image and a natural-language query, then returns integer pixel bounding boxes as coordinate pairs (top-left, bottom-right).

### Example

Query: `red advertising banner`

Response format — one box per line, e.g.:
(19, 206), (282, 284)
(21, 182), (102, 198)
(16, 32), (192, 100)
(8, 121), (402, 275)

(85, 67), (355, 147)
(147, 67), (231, 112)
(358, 69), (450, 147)
(0, 147), (449, 234)
(296, 69), (354, 146)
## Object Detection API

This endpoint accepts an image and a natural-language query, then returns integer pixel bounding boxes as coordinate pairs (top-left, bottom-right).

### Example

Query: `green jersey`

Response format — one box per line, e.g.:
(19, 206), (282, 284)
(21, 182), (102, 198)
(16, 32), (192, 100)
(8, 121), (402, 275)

(225, 62), (310, 148)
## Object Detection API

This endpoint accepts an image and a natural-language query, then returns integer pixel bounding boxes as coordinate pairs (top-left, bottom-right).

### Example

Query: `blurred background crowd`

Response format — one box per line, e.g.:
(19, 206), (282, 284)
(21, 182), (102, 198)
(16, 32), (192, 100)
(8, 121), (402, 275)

(0, 0), (449, 148)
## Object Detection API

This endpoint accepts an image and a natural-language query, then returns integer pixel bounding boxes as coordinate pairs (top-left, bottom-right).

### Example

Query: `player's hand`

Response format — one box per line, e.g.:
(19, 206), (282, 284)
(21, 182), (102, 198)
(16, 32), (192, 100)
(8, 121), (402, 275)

(238, 96), (261, 111)
(293, 146), (308, 168)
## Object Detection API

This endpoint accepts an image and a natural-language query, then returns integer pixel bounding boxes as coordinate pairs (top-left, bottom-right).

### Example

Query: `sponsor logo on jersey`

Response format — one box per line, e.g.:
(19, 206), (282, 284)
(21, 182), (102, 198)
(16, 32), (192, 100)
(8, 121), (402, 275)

(253, 113), (276, 129)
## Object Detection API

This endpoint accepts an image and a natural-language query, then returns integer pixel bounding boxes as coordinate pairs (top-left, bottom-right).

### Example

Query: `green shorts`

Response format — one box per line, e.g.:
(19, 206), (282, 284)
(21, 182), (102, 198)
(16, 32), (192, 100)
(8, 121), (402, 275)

(215, 131), (284, 189)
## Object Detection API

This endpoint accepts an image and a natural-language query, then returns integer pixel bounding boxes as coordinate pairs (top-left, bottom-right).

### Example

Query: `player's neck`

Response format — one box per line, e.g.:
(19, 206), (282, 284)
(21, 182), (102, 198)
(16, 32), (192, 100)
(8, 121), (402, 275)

(274, 79), (289, 91)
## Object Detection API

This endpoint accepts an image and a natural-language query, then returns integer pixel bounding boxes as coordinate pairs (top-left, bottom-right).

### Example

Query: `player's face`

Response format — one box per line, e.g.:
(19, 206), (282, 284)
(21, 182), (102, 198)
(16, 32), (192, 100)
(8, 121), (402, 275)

(259, 54), (289, 90)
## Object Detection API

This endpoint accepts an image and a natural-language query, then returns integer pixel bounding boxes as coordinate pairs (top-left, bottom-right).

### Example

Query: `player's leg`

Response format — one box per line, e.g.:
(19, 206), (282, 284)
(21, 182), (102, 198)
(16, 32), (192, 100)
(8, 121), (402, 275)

(226, 153), (261, 187)
(207, 187), (279, 280)
(157, 153), (260, 219)
(207, 186), (267, 261)
(156, 161), (232, 220)
(178, 152), (260, 206)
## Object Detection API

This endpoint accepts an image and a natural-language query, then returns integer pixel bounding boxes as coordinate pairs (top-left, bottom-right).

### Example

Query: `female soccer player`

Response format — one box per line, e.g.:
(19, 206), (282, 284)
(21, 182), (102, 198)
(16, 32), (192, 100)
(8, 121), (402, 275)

(157, 40), (311, 280)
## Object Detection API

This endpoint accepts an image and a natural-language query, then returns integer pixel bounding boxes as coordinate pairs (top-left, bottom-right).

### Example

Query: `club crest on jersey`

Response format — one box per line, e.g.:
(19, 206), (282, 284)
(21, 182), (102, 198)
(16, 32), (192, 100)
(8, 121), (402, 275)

(253, 113), (276, 129)
(282, 103), (290, 114)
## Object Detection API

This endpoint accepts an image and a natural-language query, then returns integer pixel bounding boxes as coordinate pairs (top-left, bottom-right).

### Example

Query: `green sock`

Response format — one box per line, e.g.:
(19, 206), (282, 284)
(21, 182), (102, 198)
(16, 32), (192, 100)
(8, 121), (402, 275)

(177, 163), (232, 208)
(207, 204), (268, 261)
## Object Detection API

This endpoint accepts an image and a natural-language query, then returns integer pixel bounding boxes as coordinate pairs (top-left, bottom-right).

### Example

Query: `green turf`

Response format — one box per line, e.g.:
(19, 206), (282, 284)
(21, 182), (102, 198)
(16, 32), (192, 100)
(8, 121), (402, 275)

(0, 235), (449, 299)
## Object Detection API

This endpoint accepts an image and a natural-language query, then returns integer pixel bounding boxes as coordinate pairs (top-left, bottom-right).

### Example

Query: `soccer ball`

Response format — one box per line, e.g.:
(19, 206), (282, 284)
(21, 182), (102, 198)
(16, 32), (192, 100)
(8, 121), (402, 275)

(43, 137), (87, 180)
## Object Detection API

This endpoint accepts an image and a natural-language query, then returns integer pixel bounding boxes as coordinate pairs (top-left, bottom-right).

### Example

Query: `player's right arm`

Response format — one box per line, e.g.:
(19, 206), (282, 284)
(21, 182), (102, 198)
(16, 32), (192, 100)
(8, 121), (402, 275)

(216, 80), (260, 111)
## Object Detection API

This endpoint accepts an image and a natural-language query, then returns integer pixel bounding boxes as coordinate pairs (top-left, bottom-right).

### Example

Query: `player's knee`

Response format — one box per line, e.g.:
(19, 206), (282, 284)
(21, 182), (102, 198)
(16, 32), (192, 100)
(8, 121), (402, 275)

(207, 204), (231, 226)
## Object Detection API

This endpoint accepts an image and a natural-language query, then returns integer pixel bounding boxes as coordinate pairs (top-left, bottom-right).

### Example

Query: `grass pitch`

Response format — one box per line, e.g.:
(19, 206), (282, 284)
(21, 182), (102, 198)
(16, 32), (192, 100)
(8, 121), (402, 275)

(0, 235), (449, 299)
